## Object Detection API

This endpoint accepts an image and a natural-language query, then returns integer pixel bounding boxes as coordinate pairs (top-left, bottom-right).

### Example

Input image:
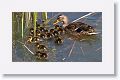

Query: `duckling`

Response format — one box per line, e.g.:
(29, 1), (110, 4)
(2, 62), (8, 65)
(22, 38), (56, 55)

(54, 25), (60, 30)
(35, 51), (48, 59)
(29, 32), (34, 36)
(29, 28), (34, 36)
(40, 33), (46, 39)
(35, 43), (41, 49)
(26, 36), (33, 43)
(53, 30), (59, 36)
(44, 29), (48, 34)
(57, 27), (64, 34)
(36, 22), (40, 28)
(36, 29), (41, 36)
(32, 36), (40, 43)
(46, 33), (52, 39)
(39, 27), (45, 32)
(35, 43), (47, 51)
(55, 36), (63, 44)
(30, 28), (34, 33)
(50, 29), (55, 34)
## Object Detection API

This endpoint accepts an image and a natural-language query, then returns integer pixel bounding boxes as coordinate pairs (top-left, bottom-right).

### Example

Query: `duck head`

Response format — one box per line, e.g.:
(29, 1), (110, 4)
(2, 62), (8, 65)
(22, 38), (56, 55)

(53, 14), (68, 28)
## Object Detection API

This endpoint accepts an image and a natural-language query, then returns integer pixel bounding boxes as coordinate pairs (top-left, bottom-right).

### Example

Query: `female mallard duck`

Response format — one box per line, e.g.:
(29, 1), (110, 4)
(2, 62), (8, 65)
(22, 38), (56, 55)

(53, 14), (96, 34)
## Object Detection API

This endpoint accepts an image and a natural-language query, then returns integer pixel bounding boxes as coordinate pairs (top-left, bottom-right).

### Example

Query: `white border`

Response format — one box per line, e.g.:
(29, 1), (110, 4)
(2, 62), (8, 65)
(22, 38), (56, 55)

(0, 0), (114, 74)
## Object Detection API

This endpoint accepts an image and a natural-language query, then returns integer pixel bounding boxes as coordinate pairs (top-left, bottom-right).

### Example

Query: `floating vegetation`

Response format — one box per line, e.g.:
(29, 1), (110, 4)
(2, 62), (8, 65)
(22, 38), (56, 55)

(12, 12), (102, 62)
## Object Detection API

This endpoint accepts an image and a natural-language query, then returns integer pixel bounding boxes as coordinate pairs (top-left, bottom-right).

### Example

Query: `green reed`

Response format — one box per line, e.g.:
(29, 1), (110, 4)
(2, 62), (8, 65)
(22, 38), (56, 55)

(33, 12), (38, 37)
(42, 12), (47, 21)
(21, 12), (24, 39)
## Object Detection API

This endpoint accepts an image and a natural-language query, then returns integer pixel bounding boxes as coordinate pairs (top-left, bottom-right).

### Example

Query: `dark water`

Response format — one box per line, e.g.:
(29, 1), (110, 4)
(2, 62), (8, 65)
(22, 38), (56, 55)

(12, 12), (102, 62)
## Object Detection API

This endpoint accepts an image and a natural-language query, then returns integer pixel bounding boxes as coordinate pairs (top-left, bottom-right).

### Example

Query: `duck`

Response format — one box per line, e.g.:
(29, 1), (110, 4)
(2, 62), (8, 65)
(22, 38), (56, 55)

(36, 29), (41, 36)
(53, 30), (59, 36)
(50, 29), (55, 34)
(53, 14), (96, 34)
(39, 27), (45, 32)
(40, 33), (46, 39)
(54, 36), (63, 44)
(29, 28), (34, 36)
(54, 25), (64, 34)
(32, 36), (40, 43)
(26, 36), (33, 43)
(44, 29), (48, 34)
(35, 43), (47, 51)
(46, 32), (52, 39)
(35, 51), (48, 59)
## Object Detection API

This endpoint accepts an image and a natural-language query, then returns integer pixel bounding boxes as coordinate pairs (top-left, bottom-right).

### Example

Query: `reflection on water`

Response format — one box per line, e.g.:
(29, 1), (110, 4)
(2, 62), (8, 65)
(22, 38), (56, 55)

(12, 12), (102, 62)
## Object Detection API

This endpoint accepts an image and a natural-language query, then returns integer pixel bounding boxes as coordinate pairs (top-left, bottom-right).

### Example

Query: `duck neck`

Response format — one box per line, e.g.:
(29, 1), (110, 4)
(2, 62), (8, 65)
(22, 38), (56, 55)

(62, 16), (69, 28)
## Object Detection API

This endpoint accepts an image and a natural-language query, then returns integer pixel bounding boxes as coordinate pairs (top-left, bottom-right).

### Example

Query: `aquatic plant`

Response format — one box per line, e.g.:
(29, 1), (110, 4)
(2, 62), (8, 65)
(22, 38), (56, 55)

(42, 12), (47, 21)
(33, 12), (38, 37)
(21, 12), (24, 39)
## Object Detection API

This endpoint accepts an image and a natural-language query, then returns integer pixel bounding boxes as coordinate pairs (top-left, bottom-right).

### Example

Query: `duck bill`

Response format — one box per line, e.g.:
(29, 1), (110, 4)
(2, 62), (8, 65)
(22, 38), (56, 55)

(53, 19), (60, 25)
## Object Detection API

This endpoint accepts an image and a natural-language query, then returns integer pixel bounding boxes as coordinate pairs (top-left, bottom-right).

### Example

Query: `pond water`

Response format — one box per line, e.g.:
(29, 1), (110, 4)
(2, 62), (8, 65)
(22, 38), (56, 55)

(12, 12), (102, 62)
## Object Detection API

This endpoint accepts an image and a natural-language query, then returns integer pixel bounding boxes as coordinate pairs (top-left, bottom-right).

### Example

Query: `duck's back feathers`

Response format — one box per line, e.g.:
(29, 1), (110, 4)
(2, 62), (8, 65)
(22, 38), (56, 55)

(65, 22), (95, 33)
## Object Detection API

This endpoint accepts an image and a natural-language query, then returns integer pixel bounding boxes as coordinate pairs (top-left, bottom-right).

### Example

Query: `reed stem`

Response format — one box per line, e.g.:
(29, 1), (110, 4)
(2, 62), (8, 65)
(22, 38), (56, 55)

(21, 12), (24, 39)
(33, 12), (38, 37)
(42, 12), (47, 21)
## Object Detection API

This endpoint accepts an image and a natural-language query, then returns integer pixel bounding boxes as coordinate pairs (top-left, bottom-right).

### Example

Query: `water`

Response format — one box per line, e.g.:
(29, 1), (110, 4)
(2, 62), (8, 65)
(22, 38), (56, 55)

(12, 12), (102, 62)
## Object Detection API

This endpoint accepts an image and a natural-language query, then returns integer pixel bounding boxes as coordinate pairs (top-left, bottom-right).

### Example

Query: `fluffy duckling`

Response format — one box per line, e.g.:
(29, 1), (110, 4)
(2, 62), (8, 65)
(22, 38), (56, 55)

(35, 43), (47, 51)
(50, 29), (55, 34)
(35, 51), (48, 59)
(39, 27), (45, 32)
(54, 25), (60, 30)
(44, 29), (48, 34)
(36, 29), (41, 36)
(40, 33), (46, 39)
(32, 36), (40, 43)
(30, 28), (34, 33)
(54, 36), (63, 44)
(54, 25), (64, 34)
(29, 28), (34, 36)
(53, 30), (59, 36)
(26, 36), (33, 43)
(36, 22), (40, 28)
(46, 33), (52, 39)
(57, 27), (64, 34)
